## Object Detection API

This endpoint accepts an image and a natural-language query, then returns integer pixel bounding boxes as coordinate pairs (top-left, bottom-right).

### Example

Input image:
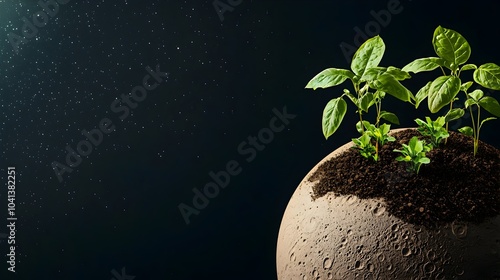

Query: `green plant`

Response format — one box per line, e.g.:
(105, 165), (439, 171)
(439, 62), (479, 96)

(351, 133), (378, 161)
(393, 136), (432, 174)
(305, 36), (413, 140)
(458, 89), (500, 155)
(414, 116), (449, 147)
(357, 121), (395, 160)
(402, 25), (500, 155)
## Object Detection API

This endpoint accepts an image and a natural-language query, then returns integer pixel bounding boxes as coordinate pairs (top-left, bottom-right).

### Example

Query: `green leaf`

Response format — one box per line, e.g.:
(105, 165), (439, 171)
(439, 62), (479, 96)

(402, 57), (445, 73)
(351, 36), (385, 77)
(444, 108), (465, 122)
(360, 67), (386, 82)
(386, 66), (411, 80)
(322, 97), (347, 139)
(432, 26), (471, 70)
(458, 126), (473, 137)
(408, 136), (420, 153)
(415, 82), (431, 108)
(473, 63), (500, 90)
(460, 81), (473, 92)
(359, 92), (374, 112)
(380, 111), (400, 125)
(461, 64), (477, 72)
(356, 121), (364, 134)
(478, 96), (500, 117)
(380, 123), (391, 135)
(468, 89), (484, 101)
(305, 68), (355, 89)
(464, 98), (476, 109)
(418, 157), (430, 164)
(370, 73), (412, 102)
(428, 75), (461, 113)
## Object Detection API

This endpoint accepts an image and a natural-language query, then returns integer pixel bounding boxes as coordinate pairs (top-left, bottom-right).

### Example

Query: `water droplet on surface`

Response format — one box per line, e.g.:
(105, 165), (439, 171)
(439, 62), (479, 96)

(290, 252), (296, 262)
(312, 269), (319, 277)
(323, 258), (333, 269)
(327, 272), (332, 279)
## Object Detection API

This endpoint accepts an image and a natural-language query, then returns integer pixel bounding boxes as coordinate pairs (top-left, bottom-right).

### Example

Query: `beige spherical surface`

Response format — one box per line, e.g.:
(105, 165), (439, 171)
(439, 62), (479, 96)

(276, 137), (500, 279)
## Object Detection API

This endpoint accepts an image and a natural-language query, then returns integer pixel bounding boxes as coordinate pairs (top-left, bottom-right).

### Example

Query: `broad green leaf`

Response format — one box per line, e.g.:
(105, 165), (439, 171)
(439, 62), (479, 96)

(305, 68), (355, 89)
(409, 136), (421, 153)
(460, 64), (477, 72)
(478, 96), (500, 117)
(473, 63), (500, 90)
(359, 92), (374, 112)
(360, 67), (386, 81)
(402, 57), (445, 73)
(360, 66), (410, 82)
(432, 26), (471, 70)
(351, 36), (385, 76)
(380, 111), (400, 125)
(386, 66), (411, 80)
(460, 81), (473, 92)
(468, 89), (484, 101)
(480, 117), (497, 128)
(370, 73), (412, 102)
(428, 75), (461, 113)
(458, 126), (473, 136)
(415, 82), (431, 108)
(444, 108), (464, 122)
(380, 123), (391, 135)
(322, 97), (347, 139)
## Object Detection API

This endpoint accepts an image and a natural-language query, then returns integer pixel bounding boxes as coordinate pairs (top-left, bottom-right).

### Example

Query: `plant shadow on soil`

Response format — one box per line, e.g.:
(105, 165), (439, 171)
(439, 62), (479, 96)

(309, 129), (500, 228)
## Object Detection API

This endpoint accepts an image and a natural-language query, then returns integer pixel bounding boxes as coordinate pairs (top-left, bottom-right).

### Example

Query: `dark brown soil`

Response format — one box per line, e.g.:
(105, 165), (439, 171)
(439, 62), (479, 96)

(309, 129), (500, 228)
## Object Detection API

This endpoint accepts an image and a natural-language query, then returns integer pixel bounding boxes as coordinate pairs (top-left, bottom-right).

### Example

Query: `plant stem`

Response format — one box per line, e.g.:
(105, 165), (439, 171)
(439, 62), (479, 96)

(475, 107), (481, 156)
(444, 102), (453, 145)
(469, 106), (477, 156)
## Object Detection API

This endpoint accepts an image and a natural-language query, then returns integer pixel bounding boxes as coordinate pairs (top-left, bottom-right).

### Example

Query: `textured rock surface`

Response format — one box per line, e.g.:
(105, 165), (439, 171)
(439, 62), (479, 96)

(276, 136), (500, 279)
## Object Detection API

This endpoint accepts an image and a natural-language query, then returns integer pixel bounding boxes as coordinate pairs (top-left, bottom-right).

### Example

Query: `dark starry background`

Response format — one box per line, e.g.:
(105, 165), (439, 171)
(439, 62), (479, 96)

(0, 0), (499, 279)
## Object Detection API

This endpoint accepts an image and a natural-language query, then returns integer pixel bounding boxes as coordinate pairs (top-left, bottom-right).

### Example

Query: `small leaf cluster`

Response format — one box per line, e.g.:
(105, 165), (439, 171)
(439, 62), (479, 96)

(414, 117), (449, 148)
(351, 134), (377, 161)
(351, 122), (395, 161)
(393, 137), (433, 174)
